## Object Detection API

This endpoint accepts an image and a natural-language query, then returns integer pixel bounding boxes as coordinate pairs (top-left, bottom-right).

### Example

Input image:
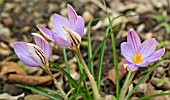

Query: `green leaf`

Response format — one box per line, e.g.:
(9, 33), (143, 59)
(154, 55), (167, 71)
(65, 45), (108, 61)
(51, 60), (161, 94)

(157, 40), (168, 49)
(49, 61), (78, 88)
(87, 22), (124, 68)
(62, 48), (72, 90)
(15, 84), (60, 100)
(17, 61), (29, 73)
(7, 55), (18, 59)
(112, 95), (117, 100)
(35, 86), (63, 99)
(69, 93), (87, 100)
(81, 40), (88, 46)
(87, 20), (94, 76)
(97, 26), (110, 92)
(137, 92), (170, 100)
(103, 0), (120, 97)
(35, 86), (61, 95)
(0, 0), (4, 5)
(160, 22), (170, 34)
(155, 14), (167, 22)
(156, 79), (164, 87)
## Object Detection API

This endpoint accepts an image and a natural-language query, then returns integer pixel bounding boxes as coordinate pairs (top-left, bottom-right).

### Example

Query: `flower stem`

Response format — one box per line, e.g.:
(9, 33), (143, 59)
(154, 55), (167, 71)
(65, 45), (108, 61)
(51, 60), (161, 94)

(44, 66), (68, 100)
(119, 71), (137, 100)
(75, 49), (101, 100)
(66, 88), (75, 97)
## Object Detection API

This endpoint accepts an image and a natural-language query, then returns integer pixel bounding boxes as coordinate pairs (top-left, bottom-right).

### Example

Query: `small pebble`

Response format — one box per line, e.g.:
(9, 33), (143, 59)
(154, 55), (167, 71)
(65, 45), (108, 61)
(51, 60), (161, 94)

(60, 8), (67, 17)
(48, 3), (58, 13)
(145, 32), (153, 39)
(82, 11), (94, 23)
(2, 84), (23, 96)
(156, 67), (165, 77)
(3, 17), (13, 26)
(0, 42), (12, 56)
(0, 27), (11, 40)
(14, 5), (21, 16)
(20, 26), (30, 33)
(24, 94), (49, 100)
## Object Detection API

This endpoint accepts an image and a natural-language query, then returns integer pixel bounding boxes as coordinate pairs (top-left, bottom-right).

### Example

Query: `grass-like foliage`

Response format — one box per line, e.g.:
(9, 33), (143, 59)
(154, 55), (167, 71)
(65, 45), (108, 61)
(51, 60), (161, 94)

(13, 1), (170, 100)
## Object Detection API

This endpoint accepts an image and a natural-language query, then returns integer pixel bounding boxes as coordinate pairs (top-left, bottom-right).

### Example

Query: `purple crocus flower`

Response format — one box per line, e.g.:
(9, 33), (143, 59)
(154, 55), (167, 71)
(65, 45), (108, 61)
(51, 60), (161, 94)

(14, 33), (50, 67)
(121, 29), (165, 71)
(37, 4), (84, 51)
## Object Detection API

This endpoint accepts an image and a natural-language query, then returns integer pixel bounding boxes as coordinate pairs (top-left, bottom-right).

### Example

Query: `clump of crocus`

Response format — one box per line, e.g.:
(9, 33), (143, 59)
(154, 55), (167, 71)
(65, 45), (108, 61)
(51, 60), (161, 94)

(121, 29), (165, 71)
(37, 4), (84, 51)
(14, 33), (50, 68)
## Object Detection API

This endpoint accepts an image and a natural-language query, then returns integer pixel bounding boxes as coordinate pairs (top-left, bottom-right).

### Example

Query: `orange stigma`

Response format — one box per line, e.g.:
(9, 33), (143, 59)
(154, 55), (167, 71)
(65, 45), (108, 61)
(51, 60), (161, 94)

(132, 51), (143, 64)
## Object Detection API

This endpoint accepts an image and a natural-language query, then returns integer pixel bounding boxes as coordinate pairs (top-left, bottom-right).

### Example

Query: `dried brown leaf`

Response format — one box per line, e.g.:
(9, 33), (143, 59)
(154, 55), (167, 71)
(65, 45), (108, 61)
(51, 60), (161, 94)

(108, 59), (127, 84)
(59, 57), (76, 68)
(7, 72), (61, 86)
(144, 84), (167, 100)
(0, 61), (26, 79)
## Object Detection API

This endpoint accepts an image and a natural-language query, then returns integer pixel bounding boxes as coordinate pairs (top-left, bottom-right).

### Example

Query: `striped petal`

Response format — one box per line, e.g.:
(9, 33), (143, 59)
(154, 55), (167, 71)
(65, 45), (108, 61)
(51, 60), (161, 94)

(66, 29), (81, 47)
(121, 42), (135, 63)
(127, 29), (141, 51)
(137, 60), (149, 67)
(27, 43), (47, 67)
(74, 16), (84, 37)
(67, 4), (84, 37)
(148, 48), (165, 63)
(37, 26), (57, 42)
(138, 38), (157, 59)
(32, 33), (50, 60)
(127, 63), (139, 71)
(52, 14), (69, 40)
(54, 36), (70, 47)
(67, 4), (77, 30)
(17, 54), (40, 67)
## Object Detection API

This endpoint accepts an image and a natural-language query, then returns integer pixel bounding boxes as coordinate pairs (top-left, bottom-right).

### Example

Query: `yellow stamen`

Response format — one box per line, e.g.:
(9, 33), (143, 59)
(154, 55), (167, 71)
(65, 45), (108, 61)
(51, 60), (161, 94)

(132, 51), (143, 64)
(62, 26), (68, 34)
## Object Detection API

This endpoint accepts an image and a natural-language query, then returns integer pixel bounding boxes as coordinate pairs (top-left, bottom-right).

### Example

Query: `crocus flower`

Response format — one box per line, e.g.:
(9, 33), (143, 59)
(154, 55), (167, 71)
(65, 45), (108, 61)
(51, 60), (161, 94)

(121, 29), (165, 71)
(14, 33), (50, 67)
(37, 4), (84, 51)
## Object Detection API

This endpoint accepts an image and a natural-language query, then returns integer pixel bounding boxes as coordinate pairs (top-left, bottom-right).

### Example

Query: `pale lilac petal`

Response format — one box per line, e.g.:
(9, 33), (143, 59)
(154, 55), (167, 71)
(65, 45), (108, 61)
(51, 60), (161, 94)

(138, 38), (157, 59)
(18, 53), (40, 67)
(148, 48), (165, 63)
(67, 4), (77, 30)
(37, 26), (56, 42)
(124, 61), (131, 65)
(67, 4), (84, 37)
(127, 63), (139, 71)
(137, 60), (149, 67)
(52, 14), (69, 40)
(124, 61), (131, 69)
(74, 16), (84, 37)
(14, 42), (39, 67)
(14, 42), (29, 55)
(121, 42), (135, 63)
(127, 29), (141, 51)
(54, 36), (70, 47)
(32, 33), (50, 60)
